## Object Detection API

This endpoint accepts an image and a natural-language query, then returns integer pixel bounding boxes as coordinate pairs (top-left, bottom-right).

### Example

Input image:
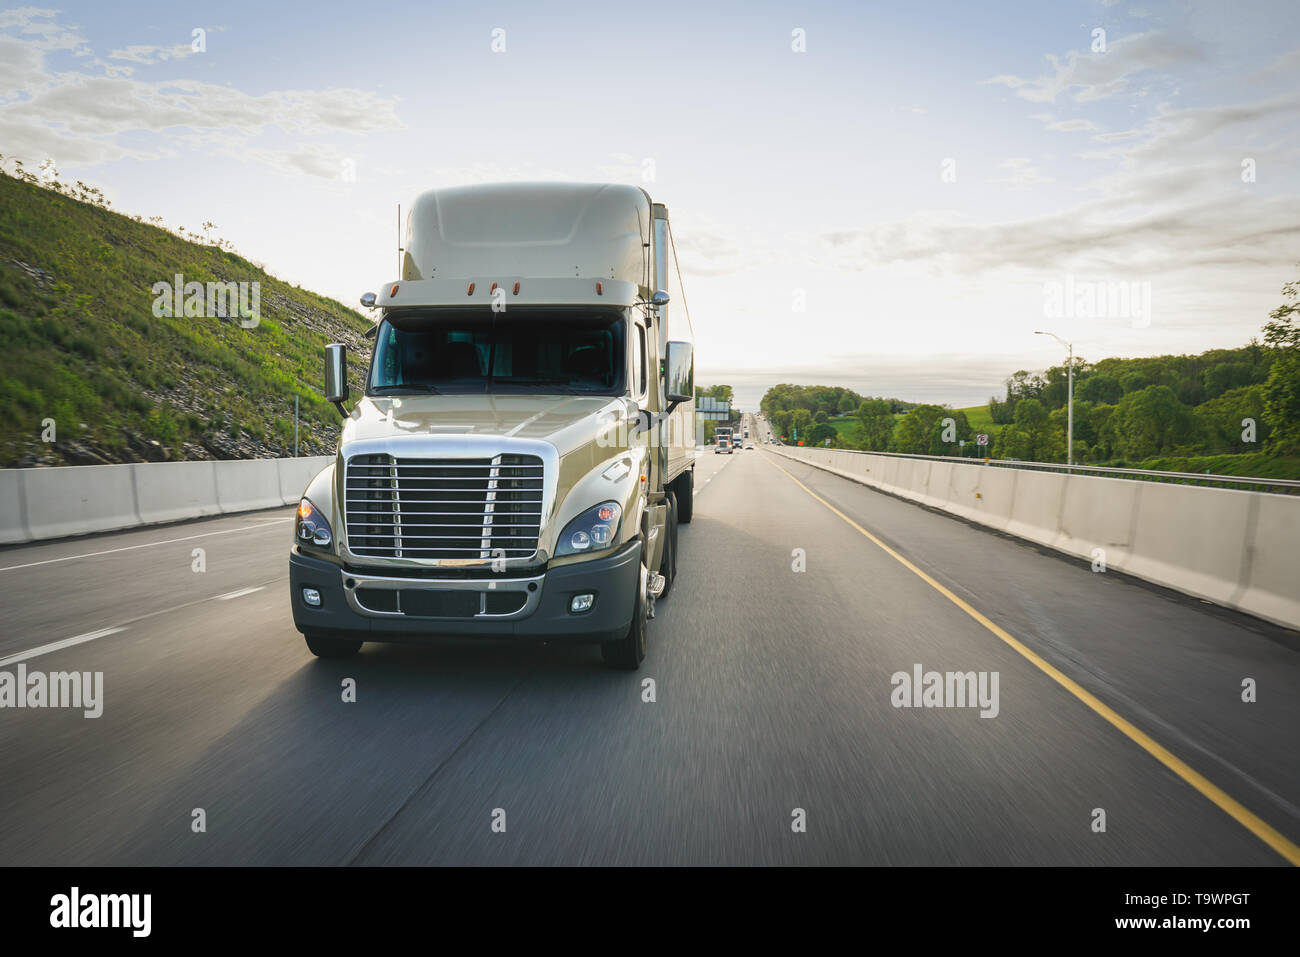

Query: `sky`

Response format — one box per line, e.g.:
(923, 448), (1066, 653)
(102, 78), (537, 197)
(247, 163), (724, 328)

(2, 0), (1298, 411)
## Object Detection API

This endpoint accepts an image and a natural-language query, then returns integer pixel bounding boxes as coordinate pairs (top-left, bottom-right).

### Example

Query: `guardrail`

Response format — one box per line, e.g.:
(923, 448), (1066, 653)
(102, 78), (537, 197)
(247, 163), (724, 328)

(771, 444), (1300, 631)
(0, 456), (333, 545)
(776, 446), (1300, 495)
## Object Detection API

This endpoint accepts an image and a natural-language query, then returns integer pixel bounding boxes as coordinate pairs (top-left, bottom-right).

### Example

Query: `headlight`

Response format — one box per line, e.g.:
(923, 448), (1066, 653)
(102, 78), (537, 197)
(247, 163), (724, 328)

(555, 501), (622, 557)
(295, 498), (333, 548)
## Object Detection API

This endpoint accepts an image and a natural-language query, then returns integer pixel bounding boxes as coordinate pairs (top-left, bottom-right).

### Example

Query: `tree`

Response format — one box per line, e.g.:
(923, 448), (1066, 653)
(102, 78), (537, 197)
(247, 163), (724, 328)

(1195, 385), (1269, 453)
(927, 409), (972, 455)
(854, 399), (894, 451)
(1076, 373), (1120, 406)
(1113, 385), (1194, 459)
(996, 398), (1061, 462)
(891, 404), (946, 454)
(837, 394), (856, 414)
(1262, 268), (1300, 452)
(806, 422), (837, 446)
(696, 384), (734, 405)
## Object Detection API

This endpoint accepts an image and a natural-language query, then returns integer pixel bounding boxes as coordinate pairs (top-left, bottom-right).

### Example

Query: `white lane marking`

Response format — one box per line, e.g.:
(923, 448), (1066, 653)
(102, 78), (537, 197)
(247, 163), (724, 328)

(217, 586), (264, 601)
(0, 627), (126, 668)
(0, 520), (292, 573)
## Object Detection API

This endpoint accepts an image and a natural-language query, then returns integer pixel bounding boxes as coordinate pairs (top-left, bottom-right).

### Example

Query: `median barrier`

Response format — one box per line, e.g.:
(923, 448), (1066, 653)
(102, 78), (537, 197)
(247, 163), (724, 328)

(0, 469), (27, 544)
(134, 460), (221, 526)
(22, 462), (139, 540)
(770, 444), (1300, 629)
(2, 456), (333, 544)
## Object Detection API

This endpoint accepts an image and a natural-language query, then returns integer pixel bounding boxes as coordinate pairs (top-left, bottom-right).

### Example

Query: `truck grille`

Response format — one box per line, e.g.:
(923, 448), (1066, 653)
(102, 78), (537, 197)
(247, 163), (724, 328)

(344, 453), (543, 560)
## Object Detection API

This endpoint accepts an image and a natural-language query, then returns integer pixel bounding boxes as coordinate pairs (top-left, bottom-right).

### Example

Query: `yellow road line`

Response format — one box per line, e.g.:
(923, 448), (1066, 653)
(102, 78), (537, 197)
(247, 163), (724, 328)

(766, 454), (1300, 866)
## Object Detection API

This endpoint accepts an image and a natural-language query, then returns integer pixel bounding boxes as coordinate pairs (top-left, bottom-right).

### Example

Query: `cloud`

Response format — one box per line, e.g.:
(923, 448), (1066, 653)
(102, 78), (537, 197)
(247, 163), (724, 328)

(814, 188), (1299, 279)
(1044, 118), (1100, 132)
(985, 31), (1203, 104)
(990, 157), (1053, 188)
(0, 10), (403, 173)
(107, 43), (194, 64)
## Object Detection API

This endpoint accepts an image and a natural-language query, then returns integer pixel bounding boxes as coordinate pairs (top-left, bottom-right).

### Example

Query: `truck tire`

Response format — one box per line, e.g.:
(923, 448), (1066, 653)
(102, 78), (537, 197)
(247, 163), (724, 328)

(675, 469), (694, 524)
(304, 633), (363, 659)
(601, 541), (648, 670)
(658, 492), (678, 599)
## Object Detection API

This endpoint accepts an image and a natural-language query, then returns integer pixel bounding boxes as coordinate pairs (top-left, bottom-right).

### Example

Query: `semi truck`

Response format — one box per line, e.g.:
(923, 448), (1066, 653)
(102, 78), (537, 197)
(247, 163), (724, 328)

(289, 183), (695, 669)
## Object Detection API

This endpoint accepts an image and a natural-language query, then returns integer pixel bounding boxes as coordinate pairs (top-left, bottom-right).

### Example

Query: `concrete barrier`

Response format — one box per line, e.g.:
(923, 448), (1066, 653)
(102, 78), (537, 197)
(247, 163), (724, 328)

(214, 459), (284, 514)
(278, 456), (332, 504)
(134, 460), (221, 526)
(0, 469), (28, 545)
(1004, 469), (1068, 550)
(0, 455), (334, 545)
(769, 444), (1300, 630)
(23, 462), (140, 541)
(1124, 482), (1254, 610)
(1054, 472), (1139, 568)
(1234, 493), (1300, 628)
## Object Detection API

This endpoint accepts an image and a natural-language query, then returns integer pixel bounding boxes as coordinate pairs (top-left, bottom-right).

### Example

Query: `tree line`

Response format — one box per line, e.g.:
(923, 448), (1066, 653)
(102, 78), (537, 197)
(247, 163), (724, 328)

(757, 268), (1300, 467)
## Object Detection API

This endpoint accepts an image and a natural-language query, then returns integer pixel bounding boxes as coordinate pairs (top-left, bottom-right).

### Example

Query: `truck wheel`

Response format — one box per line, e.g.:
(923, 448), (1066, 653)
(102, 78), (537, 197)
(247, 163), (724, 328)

(601, 543), (647, 670)
(304, 633), (362, 659)
(675, 469), (694, 524)
(658, 492), (678, 599)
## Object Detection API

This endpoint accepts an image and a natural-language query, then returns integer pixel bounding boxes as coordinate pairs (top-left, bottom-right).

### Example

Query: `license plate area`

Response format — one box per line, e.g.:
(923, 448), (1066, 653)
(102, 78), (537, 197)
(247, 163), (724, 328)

(399, 589), (480, 618)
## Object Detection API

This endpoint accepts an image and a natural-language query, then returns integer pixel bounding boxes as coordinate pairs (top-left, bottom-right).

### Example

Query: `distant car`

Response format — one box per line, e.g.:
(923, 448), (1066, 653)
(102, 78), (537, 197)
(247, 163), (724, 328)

(745, 443), (754, 449)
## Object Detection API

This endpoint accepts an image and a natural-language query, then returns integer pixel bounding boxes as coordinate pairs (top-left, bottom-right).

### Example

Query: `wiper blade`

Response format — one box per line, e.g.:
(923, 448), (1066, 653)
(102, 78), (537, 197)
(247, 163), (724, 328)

(370, 384), (443, 394)
(494, 379), (580, 393)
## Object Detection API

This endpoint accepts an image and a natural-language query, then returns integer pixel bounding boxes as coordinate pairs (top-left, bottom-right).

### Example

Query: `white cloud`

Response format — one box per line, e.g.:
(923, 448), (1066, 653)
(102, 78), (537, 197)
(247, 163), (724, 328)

(1044, 118), (1100, 132)
(107, 43), (193, 64)
(0, 11), (403, 174)
(990, 157), (1053, 188)
(985, 31), (1203, 104)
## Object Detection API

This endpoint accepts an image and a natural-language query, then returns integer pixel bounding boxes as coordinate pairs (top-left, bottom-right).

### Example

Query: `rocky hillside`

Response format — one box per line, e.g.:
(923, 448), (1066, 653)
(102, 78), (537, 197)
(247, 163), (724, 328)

(0, 169), (373, 467)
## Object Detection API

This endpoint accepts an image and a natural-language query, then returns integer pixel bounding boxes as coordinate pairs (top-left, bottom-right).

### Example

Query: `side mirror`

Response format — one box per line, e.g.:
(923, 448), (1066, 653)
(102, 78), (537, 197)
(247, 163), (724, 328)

(360, 292), (377, 309)
(651, 290), (670, 308)
(664, 340), (693, 409)
(325, 343), (350, 416)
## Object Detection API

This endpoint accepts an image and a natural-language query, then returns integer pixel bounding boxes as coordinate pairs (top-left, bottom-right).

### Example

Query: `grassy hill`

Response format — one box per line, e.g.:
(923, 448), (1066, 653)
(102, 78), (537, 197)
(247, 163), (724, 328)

(0, 170), (372, 467)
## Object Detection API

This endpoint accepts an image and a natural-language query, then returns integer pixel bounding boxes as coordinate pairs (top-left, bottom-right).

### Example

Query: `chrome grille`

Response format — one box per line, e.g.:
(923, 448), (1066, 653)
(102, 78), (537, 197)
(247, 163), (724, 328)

(345, 453), (543, 560)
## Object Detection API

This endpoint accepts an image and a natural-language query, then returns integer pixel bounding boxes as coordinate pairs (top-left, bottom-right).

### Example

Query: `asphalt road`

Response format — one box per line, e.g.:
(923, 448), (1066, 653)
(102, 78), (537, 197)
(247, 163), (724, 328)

(1, 421), (1297, 865)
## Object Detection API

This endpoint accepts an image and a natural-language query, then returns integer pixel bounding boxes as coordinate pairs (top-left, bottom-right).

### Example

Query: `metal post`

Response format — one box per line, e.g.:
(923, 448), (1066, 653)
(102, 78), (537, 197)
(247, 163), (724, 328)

(1066, 343), (1074, 467)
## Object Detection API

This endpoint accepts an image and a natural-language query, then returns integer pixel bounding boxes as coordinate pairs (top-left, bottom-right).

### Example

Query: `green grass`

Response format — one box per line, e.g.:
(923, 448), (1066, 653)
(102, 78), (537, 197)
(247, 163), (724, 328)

(827, 416), (858, 439)
(1104, 452), (1300, 480)
(0, 172), (372, 465)
(957, 404), (996, 432)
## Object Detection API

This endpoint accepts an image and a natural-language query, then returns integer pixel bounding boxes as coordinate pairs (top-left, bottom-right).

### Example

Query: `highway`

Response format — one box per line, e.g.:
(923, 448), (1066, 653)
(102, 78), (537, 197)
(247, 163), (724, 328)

(1, 412), (1297, 865)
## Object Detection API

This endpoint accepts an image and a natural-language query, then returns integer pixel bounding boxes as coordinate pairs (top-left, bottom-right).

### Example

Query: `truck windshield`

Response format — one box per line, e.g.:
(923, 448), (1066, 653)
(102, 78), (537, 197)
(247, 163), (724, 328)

(368, 309), (625, 395)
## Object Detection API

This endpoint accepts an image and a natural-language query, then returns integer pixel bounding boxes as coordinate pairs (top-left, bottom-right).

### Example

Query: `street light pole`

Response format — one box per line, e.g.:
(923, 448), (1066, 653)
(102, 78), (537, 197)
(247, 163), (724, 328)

(1034, 330), (1074, 466)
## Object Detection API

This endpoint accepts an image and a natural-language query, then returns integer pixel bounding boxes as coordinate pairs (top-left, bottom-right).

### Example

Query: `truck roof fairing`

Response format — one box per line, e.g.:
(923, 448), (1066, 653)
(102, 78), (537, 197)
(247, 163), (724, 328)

(400, 183), (652, 289)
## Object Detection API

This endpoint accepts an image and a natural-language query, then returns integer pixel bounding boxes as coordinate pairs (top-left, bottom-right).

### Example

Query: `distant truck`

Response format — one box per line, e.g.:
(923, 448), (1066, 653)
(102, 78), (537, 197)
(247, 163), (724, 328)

(290, 183), (696, 669)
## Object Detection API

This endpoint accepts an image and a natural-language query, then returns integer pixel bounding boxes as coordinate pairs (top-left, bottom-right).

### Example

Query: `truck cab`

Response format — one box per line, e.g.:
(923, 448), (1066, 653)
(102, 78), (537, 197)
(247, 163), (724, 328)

(289, 183), (695, 669)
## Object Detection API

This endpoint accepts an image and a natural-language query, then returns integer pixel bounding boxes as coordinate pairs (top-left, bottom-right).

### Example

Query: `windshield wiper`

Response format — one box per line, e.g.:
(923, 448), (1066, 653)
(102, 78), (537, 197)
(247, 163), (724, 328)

(496, 378), (604, 394)
(370, 384), (443, 395)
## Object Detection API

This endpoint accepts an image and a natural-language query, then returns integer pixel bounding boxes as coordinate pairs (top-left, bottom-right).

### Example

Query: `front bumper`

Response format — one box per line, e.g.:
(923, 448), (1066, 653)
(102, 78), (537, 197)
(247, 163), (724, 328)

(289, 539), (641, 645)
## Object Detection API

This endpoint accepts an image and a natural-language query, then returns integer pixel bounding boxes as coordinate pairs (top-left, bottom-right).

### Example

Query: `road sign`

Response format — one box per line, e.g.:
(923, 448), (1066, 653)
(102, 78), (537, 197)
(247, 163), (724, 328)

(977, 433), (989, 446)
